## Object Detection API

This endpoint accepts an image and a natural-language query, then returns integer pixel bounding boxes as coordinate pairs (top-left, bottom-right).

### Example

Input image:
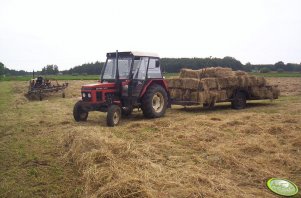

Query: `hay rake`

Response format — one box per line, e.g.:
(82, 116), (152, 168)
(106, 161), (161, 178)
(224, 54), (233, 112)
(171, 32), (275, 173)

(27, 76), (68, 101)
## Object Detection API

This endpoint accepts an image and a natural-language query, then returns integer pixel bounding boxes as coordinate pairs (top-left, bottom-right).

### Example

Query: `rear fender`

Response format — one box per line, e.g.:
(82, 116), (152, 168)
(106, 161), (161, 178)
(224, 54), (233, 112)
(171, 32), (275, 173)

(140, 79), (171, 108)
(140, 79), (169, 98)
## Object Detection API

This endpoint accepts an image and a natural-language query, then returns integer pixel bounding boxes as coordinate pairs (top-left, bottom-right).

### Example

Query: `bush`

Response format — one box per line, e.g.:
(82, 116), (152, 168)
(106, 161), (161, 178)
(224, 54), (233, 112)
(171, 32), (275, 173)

(260, 67), (271, 73)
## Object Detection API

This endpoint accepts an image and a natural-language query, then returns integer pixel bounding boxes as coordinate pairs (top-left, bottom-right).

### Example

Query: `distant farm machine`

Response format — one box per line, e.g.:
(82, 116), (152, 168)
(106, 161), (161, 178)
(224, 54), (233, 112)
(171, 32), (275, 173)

(27, 72), (68, 100)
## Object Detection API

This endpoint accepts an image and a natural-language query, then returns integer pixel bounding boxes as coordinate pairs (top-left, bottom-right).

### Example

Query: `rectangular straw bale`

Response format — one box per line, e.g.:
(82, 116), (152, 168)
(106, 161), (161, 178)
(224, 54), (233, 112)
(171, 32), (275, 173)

(271, 86), (280, 99)
(179, 68), (200, 79)
(248, 76), (257, 86)
(199, 67), (234, 78)
(214, 67), (234, 77)
(182, 78), (201, 90)
(226, 88), (234, 98)
(237, 75), (250, 87)
(227, 76), (240, 87)
(190, 91), (199, 102)
(209, 90), (228, 101)
(167, 78), (183, 88)
(182, 89), (192, 101)
(190, 91), (209, 103)
(200, 91), (210, 103)
(166, 79), (175, 88)
(264, 88), (273, 99)
(235, 70), (248, 76)
(216, 90), (228, 101)
(170, 88), (183, 100)
(216, 78), (229, 89)
(201, 78), (218, 90)
(250, 87), (273, 99)
(256, 77), (267, 86)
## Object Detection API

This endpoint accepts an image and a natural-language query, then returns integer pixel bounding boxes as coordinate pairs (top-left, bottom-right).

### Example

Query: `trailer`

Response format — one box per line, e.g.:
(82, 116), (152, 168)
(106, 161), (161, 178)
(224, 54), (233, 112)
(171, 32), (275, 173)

(167, 68), (280, 109)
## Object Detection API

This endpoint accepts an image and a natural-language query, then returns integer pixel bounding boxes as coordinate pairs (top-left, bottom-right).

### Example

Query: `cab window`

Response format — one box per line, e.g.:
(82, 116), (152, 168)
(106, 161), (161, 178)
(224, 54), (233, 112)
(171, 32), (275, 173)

(133, 57), (149, 80)
(147, 58), (162, 78)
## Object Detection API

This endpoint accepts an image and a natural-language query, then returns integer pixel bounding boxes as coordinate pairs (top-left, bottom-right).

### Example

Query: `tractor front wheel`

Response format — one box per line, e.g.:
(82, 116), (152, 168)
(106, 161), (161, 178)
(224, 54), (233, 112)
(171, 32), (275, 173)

(107, 105), (121, 127)
(142, 85), (168, 118)
(73, 101), (88, 121)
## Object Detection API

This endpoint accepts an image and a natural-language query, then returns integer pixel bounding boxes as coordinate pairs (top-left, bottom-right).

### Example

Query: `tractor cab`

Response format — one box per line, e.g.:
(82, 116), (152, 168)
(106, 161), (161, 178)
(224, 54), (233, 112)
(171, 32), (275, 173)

(74, 51), (169, 126)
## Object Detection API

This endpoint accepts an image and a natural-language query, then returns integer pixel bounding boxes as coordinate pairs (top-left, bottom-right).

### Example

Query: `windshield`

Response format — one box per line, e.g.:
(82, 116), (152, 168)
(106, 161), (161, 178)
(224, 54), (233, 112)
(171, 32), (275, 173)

(102, 57), (133, 80)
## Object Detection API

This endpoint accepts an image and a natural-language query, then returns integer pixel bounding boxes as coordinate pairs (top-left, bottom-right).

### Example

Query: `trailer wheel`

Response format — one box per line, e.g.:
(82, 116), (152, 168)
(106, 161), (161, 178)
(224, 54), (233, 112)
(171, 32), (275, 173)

(142, 85), (168, 118)
(107, 105), (121, 127)
(73, 101), (88, 121)
(231, 92), (247, 109)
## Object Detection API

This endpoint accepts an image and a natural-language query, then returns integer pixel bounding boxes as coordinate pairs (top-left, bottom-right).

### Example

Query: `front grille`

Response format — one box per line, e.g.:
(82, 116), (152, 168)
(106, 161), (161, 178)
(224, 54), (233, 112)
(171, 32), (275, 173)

(96, 92), (102, 101)
(82, 92), (92, 101)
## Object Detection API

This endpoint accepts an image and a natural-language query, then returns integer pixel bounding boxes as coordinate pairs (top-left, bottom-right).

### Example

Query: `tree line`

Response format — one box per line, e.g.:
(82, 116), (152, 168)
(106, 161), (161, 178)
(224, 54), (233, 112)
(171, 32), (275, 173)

(1, 57), (301, 77)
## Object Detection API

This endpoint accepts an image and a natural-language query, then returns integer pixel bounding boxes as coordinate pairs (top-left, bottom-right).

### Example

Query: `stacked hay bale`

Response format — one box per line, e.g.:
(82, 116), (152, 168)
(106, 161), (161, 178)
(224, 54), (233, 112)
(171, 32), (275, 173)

(167, 67), (279, 104)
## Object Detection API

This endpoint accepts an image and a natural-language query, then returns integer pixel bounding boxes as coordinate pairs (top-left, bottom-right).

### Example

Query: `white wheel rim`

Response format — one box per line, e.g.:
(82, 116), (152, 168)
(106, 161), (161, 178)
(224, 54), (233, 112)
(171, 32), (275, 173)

(113, 111), (120, 124)
(152, 92), (164, 113)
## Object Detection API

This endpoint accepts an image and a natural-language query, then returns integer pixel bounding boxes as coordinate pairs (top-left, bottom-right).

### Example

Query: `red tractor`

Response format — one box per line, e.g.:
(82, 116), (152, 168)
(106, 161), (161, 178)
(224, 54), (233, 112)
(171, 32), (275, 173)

(73, 51), (170, 126)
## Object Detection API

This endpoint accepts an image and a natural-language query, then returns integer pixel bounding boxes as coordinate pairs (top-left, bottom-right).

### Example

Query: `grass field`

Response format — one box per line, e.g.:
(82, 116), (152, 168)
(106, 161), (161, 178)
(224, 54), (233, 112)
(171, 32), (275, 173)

(0, 78), (300, 197)
(250, 72), (301, 78)
(1, 71), (300, 82)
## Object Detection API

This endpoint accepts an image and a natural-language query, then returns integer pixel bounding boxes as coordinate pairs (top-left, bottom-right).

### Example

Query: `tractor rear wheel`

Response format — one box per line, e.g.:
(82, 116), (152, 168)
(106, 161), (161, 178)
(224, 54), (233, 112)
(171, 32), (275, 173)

(142, 84), (168, 118)
(73, 101), (88, 121)
(107, 105), (121, 127)
(231, 92), (247, 109)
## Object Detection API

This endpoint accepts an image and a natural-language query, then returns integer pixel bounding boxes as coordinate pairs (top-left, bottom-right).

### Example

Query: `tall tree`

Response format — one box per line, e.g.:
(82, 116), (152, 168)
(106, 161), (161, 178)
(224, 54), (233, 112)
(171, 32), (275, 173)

(0, 62), (4, 76)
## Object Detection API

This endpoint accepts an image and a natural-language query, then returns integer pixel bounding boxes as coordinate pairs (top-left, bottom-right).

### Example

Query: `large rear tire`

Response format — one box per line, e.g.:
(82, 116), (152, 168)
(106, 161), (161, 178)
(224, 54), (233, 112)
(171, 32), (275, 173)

(231, 92), (247, 109)
(107, 105), (121, 127)
(73, 101), (88, 121)
(142, 84), (168, 118)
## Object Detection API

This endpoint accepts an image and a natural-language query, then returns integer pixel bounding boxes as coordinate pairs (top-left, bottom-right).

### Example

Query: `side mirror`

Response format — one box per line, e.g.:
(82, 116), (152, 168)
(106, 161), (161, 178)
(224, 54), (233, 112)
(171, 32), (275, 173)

(155, 60), (160, 68)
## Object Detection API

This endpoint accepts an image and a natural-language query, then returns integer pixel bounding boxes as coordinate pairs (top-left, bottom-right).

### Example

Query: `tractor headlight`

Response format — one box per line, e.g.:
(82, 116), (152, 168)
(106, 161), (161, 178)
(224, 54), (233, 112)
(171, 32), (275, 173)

(88, 93), (91, 98)
(82, 93), (86, 97)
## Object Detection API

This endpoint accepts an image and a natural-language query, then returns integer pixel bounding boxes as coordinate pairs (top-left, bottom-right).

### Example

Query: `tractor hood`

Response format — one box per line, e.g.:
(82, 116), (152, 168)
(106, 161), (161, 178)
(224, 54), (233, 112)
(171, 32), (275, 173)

(81, 82), (116, 91)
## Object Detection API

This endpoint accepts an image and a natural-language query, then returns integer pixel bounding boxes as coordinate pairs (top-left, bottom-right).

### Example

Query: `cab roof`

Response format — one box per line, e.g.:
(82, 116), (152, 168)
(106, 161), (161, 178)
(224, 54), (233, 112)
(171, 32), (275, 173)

(107, 51), (159, 58)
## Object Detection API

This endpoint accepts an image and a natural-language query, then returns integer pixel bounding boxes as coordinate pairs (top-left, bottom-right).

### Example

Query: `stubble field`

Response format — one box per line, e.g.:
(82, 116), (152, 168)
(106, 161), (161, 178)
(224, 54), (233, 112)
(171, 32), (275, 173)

(0, 77), (300, 197)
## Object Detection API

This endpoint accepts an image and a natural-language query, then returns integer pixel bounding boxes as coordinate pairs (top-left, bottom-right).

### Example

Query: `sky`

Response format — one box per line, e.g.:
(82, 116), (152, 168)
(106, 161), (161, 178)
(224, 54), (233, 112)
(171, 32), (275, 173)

(0, 0), (301, 71)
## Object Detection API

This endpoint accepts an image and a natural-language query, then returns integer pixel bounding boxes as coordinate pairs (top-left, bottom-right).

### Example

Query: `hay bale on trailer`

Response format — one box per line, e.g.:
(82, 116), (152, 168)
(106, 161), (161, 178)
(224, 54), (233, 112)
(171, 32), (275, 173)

(182, 78), (201, 90)
(199, 67), (234, 78)
(179, 68), (200, 79)
(250, 86), (274, 99)
(235, 70), (248, 76)
(201, 78), (218, 90)
(170, 88), (183, 100)
(256, 77), (267, 86)
(167, 78), (183, 88)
